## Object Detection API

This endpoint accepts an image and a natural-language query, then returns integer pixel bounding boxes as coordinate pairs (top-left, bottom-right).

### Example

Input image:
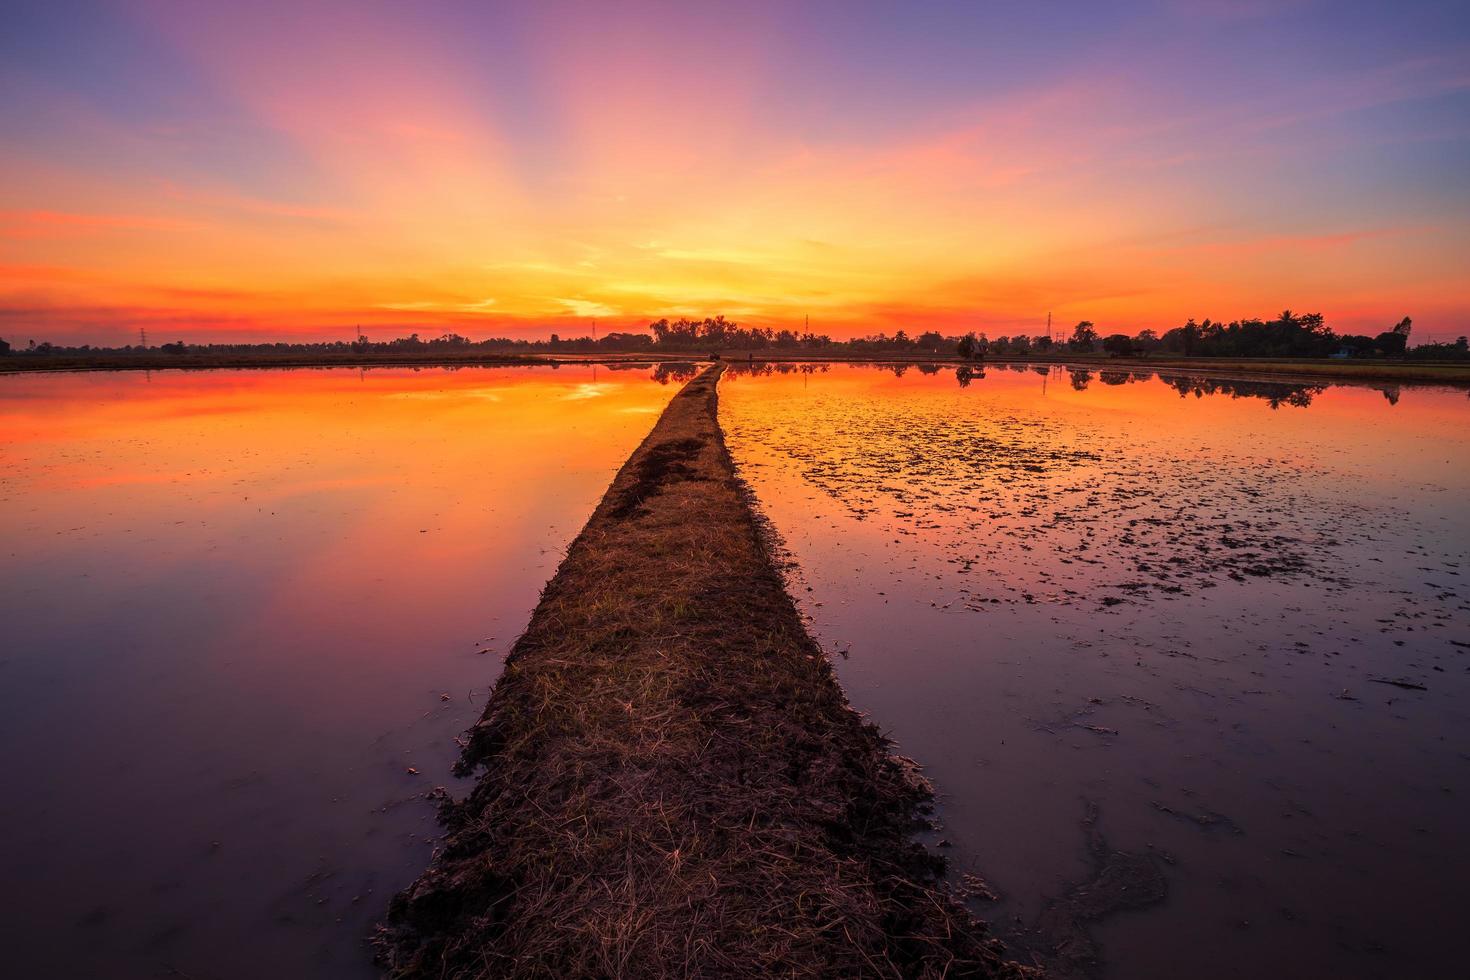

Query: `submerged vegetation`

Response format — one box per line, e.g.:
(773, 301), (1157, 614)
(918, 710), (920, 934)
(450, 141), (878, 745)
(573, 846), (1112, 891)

(720, 363), (1470, 978)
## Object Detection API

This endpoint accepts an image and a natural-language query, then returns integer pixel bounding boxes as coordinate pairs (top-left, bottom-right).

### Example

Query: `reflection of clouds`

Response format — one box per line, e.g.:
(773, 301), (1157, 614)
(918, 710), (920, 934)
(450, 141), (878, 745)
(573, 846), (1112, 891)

(616, 405), (661, 414)
(561, 384), (619, 400)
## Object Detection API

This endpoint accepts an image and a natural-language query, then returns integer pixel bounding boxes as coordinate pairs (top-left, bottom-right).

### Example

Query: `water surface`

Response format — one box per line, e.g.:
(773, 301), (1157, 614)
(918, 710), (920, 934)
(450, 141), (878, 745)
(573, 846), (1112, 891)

(723, 362), (1469, 980)
(0, 364), (679, 978)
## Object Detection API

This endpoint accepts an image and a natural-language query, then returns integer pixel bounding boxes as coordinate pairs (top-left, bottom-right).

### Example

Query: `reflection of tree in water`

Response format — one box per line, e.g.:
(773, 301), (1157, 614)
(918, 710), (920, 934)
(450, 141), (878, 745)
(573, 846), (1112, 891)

(683, 361), (1348, 412)
(724, 362), (830, 379)
(1162, 374), (1327, 408)
(1376, 385), (1401, 406)
(1027, 366), (1333, 409)
(651, 362), (699, 384)
(725, 362), (775, 378)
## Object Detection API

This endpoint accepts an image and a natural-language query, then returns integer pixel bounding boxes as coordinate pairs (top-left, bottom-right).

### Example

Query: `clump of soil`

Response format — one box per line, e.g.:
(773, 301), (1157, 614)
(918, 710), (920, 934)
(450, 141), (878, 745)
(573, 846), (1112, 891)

(1019, 802), (1167, 979)
(603, 435), (708, 519)
(725, 382), (1372, 608)
(377, 366), (1033, 978)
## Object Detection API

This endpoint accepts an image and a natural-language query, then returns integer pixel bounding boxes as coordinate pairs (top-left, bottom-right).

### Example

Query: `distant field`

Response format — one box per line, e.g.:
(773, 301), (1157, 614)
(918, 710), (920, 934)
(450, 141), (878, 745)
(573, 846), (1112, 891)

(720, 350), (1470, 383)
(1012, 353), (1470, 383)
(3, 349), (1468, 384)
(992, 354), (1470, 384)
(0, 351), (599, 373)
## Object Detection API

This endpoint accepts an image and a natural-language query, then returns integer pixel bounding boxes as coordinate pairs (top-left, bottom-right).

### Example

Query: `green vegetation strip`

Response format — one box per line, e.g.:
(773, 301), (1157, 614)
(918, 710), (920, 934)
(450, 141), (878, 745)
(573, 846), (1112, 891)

(377, 365), (1031, 978)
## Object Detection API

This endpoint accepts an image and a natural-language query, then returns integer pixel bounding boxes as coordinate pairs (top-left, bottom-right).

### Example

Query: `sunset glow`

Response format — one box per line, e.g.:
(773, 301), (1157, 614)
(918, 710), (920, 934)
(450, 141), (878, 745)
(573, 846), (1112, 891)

(3, 0), (1468, 343)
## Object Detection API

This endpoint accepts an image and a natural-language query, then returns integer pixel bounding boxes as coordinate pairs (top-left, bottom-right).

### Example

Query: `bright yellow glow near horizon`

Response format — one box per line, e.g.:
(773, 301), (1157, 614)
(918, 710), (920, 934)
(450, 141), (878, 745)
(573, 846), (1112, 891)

(2, 2), (1467, 345)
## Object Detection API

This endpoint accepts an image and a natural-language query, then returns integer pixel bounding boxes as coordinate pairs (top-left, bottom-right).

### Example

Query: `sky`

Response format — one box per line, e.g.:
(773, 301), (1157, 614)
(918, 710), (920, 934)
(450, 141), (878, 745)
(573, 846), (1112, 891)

(2, 0), (1468, 345)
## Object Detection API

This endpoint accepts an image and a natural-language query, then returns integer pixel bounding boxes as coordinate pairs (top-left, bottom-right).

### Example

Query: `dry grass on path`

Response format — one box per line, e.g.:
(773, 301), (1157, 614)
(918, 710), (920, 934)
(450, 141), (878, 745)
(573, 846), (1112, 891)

(377, 365), (1032, 978)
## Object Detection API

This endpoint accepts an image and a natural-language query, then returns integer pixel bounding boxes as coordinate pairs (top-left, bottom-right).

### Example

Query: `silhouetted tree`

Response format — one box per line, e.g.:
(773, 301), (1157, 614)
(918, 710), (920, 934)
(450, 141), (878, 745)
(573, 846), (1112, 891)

(1406, 335), (1469, 360)
(1068, 321), (1098, 352)
(17, 307), (1455, 365)
(1373, 316), (1413, 356)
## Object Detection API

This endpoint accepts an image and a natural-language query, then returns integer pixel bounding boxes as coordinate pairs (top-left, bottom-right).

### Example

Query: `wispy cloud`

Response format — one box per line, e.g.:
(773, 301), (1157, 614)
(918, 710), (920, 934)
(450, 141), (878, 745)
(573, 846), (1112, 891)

(1, 0), (1465, 341)
(558, 298), (619, 319)
(0, 210), (195, 239)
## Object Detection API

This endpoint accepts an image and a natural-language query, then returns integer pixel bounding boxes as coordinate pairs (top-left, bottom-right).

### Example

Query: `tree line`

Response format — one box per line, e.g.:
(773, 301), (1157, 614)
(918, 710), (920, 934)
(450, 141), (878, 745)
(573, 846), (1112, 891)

(962, 312), (1464, 361)
(3, 310), (1465, 361)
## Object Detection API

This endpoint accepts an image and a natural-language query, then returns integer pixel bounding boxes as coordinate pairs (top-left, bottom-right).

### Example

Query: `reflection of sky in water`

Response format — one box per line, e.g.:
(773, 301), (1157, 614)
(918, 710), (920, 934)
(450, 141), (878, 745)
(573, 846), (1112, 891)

(723, 362), (1470, 980)
(0, 365), (676, 979)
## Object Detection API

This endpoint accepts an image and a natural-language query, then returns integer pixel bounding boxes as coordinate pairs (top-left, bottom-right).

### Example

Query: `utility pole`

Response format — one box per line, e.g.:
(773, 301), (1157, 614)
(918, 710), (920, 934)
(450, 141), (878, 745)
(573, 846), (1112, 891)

(1046, 311), (1052, 343)
(593, 320), (598, 344)
(139, 327), (148, 348)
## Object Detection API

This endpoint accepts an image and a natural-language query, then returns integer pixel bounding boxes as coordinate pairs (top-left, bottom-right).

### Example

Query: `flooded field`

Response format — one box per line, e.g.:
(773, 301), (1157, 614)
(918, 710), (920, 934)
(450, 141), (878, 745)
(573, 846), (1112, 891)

(723, 362), (1470, 980)
(0, 364), (681, 979)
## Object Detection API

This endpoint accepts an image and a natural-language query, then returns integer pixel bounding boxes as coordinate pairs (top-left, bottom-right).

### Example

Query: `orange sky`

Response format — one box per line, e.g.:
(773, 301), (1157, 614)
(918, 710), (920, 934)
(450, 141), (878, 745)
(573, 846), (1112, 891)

(2, 1), (1468, 344)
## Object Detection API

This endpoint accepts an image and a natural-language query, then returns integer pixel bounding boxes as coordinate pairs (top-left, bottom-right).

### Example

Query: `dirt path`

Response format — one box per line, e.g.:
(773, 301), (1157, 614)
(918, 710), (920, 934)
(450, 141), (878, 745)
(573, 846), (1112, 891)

(377, 365), (1032, 978)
